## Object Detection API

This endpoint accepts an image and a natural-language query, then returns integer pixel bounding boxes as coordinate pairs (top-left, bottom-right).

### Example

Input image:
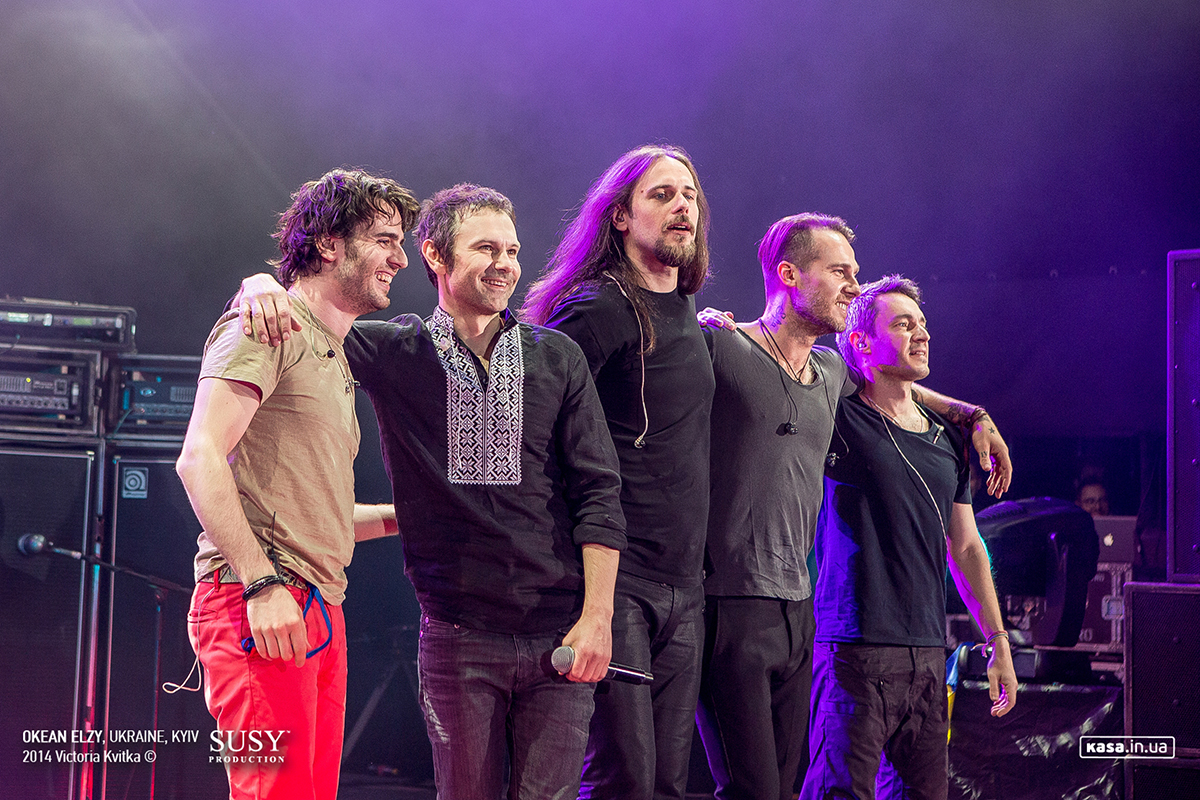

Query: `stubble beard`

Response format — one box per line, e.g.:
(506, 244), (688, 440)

(338, 243), (390, 316)
(789, 290), (841, 337)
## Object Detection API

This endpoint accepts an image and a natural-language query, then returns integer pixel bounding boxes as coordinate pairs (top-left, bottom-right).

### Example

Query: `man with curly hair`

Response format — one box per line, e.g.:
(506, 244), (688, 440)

(178, 168), (419, 799)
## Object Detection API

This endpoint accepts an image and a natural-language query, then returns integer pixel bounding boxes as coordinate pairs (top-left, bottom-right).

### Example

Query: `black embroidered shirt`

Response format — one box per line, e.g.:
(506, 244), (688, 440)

(346, 309), (627, 634)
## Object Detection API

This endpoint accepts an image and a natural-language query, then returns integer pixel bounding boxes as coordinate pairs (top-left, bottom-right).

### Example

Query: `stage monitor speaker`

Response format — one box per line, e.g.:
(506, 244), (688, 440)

(0, 447), (95, 799)
(1124, 582), (1200, 757)
(1168, 248), (1200, 582)
(1128, 758), (1200, 800)
(98, 454), (225, 800)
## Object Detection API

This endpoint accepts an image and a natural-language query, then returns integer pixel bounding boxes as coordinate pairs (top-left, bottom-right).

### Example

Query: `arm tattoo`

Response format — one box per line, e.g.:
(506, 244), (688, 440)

(910, 385), (983, 426)
(943, 401), (977, 425)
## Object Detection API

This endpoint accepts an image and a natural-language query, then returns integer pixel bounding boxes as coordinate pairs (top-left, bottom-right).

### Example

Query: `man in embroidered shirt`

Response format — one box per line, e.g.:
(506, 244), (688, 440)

(238, 184), (626, 800)
(177, 168), (417, 800)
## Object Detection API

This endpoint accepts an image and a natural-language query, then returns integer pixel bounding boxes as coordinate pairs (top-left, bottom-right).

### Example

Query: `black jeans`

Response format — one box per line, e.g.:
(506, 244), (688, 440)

(696, 596), (815, 800)
(580, 571), (705, 800)
(801, 643), (948, 800)
(416, 616), (595, 800)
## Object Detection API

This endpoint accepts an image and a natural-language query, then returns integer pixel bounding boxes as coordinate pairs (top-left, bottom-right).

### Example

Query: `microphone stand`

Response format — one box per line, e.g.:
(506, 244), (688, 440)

(31, 541), (191, 595)
(23, 538), (190, 800)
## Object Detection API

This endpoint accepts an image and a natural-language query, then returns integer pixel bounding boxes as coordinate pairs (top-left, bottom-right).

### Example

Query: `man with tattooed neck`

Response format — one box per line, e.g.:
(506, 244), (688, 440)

(697, 214), (1010, 800)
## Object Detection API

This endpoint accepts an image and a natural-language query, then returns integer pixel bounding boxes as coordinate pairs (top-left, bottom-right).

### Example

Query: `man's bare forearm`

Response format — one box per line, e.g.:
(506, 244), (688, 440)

(353, 503), (399, 541)
(579, 543), (619, 623)
(911, 384), (985, 426)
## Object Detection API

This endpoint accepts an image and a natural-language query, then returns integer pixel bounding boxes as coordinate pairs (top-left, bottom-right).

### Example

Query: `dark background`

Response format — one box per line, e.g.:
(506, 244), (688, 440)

(2, 1), (1197, 791)
(1, 0), (1193, 528)
(3, 0), (1197, 442)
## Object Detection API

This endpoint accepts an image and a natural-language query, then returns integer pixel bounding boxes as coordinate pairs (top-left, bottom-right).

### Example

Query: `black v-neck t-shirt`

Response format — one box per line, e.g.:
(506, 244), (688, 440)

(814, 392), (969, 646)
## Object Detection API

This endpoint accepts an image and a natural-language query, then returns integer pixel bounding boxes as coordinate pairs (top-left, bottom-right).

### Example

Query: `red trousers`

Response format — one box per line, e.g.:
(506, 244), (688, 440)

(188, 579), (347, 800)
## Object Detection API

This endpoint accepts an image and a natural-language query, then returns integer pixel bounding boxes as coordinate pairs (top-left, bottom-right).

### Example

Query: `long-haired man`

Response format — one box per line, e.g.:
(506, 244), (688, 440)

(523, 144), (713, 800)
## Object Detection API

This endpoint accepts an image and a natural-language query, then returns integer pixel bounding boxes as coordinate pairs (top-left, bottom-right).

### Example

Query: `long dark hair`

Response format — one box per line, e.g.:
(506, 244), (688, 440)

(521, 145), (710, 351)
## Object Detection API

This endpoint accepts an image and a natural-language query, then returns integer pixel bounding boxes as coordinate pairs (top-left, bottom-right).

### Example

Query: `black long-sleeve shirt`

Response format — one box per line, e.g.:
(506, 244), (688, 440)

(347, 309), (626, 634)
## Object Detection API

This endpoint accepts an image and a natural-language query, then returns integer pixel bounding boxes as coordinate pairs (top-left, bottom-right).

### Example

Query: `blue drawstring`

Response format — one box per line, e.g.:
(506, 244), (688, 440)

(301, 584), (333, 657)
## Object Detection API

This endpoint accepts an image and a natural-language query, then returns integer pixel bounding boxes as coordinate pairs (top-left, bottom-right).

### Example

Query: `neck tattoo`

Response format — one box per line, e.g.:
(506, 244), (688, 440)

(759, 320), (811, 384)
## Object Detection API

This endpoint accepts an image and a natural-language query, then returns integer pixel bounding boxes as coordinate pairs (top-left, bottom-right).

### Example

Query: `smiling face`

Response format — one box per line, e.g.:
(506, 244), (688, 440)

(788, 228), (861, 335)
(614, 156), (699, 276)
(860, 291), (931, 382)
(429, 209), (521, 321)
(331, 211), (408, 315)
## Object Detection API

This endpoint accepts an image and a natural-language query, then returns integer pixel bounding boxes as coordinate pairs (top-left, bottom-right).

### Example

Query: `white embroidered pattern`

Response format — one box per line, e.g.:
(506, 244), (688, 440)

(428, 307), (524, 485)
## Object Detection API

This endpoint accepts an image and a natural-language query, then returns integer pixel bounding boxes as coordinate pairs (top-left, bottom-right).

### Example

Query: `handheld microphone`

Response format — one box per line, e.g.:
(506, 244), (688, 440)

(551, 645), (653, 685)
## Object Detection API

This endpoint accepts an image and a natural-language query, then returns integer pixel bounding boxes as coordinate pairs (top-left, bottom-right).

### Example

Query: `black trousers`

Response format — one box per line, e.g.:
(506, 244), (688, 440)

(697, 595), (816, 800)
(801, 643), (948, 800)
(580, 571), (705, 800)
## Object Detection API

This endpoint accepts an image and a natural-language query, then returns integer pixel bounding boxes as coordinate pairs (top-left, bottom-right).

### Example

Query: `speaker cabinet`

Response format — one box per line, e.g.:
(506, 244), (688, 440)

(1125, 582), (1200, 754)
(1128, 758), (1200, 800)
(97, 453), (223, 800)
(0, 447), (95, 799)
(1169, 248), (1200, 582)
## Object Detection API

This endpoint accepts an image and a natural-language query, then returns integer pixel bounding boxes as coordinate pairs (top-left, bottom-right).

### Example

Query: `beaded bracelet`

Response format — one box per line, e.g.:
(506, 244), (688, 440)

(242, 574), (288, 601)
(972, 630), (1010, 658)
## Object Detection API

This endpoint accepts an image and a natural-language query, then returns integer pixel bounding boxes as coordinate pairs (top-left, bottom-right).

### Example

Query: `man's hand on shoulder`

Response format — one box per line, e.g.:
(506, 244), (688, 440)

(971, 412), (1012, 497)
(697, 307), (737, 331)
(238, 273), (301, 346)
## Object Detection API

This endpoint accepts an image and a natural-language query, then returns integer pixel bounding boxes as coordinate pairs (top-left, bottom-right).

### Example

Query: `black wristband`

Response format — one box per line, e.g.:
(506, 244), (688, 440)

(242, 574), (288, 601)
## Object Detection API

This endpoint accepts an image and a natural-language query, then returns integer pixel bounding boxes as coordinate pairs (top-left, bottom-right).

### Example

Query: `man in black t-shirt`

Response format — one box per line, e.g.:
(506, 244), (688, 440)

(522, 145), (714, 800)
(801, 275), (1017, 800)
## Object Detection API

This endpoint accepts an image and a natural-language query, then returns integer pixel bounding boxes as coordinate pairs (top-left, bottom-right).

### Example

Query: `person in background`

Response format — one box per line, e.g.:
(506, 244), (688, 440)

(1075, 479), (1110, 517)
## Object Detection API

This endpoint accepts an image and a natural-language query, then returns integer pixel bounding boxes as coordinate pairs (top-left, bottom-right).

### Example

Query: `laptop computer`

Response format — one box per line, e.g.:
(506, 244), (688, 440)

(1093, 515), (1138, 563)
